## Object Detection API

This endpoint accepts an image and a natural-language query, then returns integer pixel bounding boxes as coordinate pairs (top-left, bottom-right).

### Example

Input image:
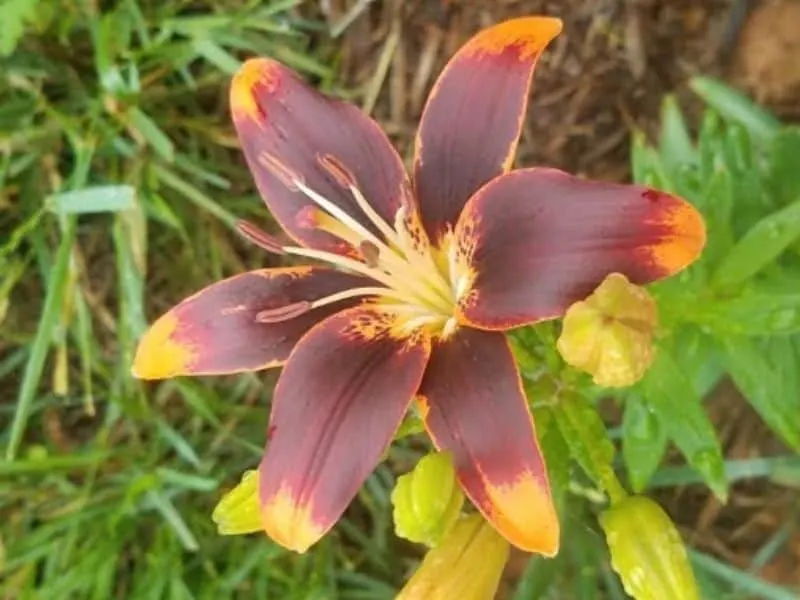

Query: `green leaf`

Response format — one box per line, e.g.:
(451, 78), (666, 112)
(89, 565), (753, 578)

(622, 397), (667, 492)
(127, 107), (175, 162)
(690, 76), (781, 145)
(690, 551), (798, 600)
(531, 405), (571, 508)
(697, 110), (723, 185)
(659, 95), (696, 178)
(47, 185), (136, 215)
(551, 391), (622, 499)
(192, 37), (241, 74)
(511, 555), (563, 600)
(639, 350), (727, 500)
(0, 0), (40, 56)
(712, 197), (800, 288)
(697, 168), (735, 269)
(631, 130), (671, 190)
(769, 127), (800, 205)
(697, 289), (800, 336)
(6, 218), (77, 460)
(719, 337), (800, 450)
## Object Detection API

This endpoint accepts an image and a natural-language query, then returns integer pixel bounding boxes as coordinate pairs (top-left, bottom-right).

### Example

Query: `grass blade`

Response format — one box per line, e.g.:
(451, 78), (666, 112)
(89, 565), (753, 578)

(6, 217), (77, 460)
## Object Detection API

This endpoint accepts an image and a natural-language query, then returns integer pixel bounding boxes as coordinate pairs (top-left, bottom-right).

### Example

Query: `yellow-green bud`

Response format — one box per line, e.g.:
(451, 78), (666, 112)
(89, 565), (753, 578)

(557, 273), (658, 388)
(600, 496), (700, 600)
(211, 470), (262, 535)
(391, 452), (464, 547)
(397, 514), (509, 600)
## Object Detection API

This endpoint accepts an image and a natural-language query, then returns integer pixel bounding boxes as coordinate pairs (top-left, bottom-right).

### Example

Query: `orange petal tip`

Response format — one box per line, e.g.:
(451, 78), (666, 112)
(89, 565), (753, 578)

(132, 312), (196, 380)
(260, 487), (325, 553)
(650, 198), (706, 274)
(230, 58), (280, 121)
(464, 16), (563, 59)
(485, 471), (560, 556)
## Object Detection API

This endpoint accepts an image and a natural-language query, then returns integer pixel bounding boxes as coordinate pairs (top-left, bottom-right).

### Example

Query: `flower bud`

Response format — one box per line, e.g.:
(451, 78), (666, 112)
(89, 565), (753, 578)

(397, 514), (509, 600)
(211, 470), (262, 535)
(391, 452), (464, 547)
(557, 273), (658, 387)
(600, 496), (700, 600)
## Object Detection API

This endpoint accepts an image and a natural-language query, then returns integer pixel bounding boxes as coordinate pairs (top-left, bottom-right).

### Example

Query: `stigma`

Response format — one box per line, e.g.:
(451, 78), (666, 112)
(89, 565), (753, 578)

(242, 170), (471, 338)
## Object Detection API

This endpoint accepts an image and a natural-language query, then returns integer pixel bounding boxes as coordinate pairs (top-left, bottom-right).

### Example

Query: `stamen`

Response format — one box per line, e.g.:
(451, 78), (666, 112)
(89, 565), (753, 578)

(283, 246), (453, 315)
(348, 185), (401, 249)
(236, 220), (286, 255)
(255, 301), (311, 323)
(309, 286), (418, 310)
(294, 179), (382, 249)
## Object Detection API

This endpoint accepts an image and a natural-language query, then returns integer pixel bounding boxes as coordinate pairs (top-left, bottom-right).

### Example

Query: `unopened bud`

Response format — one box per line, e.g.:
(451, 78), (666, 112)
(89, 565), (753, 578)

(600, 496), (700, 600)
(557, 273), (657, 387)
(391, 452), (464, 547)
(397, 514), (509, 600)
(211, 470), (262, 535)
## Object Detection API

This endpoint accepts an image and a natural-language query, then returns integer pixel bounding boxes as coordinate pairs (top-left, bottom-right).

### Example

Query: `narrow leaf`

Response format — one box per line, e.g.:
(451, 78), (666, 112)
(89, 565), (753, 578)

(551, 391), (621, 498)
(690, 76), (780, 145)
(128, 107), (175, 162)
(719, 337), (800, 450)
(712, 198), (800, 288)
(6, 219), (77, 460)
(698, 289), (800, 336)
(622, 397), (667, 492)
(639, 350), (727, 500)
(47, 185), (136, 215)
(659, 95), (696, 177)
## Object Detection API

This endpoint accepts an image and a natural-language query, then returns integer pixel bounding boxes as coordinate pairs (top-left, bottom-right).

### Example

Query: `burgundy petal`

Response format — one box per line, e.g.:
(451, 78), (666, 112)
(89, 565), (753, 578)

(231, 59), (411, 253)
(455, 168), (706, 330)
(413, 17), (562, 241)
(418, 328), (559, 555)
(132, 267), (367, 379)
(258, 307), (431, 552)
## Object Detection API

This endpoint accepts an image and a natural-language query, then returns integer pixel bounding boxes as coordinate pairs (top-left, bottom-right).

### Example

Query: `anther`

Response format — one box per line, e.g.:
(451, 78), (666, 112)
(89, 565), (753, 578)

(236, 220), (286, 254)
(258, 152), (302, 190)
(255, 301), (312, 323)
(359, 240), (380, 268)
(318, 153), (357, 189)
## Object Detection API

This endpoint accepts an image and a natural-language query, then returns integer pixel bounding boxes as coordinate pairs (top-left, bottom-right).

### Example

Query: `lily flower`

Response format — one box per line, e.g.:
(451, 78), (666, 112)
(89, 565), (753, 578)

(132, 16), (705, 556)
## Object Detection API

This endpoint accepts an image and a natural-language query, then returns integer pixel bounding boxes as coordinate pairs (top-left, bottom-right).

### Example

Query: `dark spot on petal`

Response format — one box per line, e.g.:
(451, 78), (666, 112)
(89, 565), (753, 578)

(642, 189), (662, 203)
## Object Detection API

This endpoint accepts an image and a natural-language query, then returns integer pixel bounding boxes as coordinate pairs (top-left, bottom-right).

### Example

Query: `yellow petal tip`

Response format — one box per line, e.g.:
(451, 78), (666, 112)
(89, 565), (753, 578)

(261, 487), (325, 553)
(230, 58), (279, 121)
(132, 312), (196, 380)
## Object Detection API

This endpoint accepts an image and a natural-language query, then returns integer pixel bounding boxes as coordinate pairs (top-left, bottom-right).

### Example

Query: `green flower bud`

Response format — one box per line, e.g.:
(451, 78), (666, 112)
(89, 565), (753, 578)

(212, 470), (262, 535)
(391, 452), (464, 547)
(600, 496), (700, 600)
(397, 514), (509, 600)
(557, 273), (658, 388)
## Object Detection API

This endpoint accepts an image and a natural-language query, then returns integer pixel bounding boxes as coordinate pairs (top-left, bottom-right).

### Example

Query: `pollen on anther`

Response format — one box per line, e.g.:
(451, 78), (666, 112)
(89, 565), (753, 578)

(318, 153), (357, 189)
(236, 220), (286, 255)
(255, 301), (312, 323)
(359, 240), (380, 267)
